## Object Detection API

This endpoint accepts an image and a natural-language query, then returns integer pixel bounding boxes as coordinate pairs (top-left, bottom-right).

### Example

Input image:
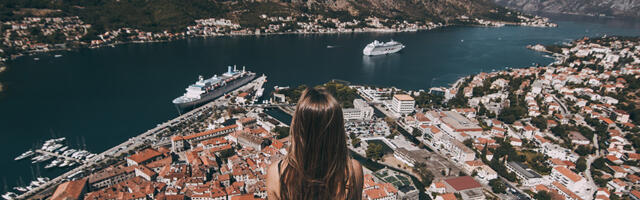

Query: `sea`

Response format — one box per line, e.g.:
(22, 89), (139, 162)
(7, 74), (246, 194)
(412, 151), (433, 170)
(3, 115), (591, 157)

(1, 14), (640, 190)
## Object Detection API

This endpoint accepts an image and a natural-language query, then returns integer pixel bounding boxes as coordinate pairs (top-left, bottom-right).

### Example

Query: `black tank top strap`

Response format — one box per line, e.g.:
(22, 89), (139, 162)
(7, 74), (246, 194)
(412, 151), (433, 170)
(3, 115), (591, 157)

(277, 159), (283, 173)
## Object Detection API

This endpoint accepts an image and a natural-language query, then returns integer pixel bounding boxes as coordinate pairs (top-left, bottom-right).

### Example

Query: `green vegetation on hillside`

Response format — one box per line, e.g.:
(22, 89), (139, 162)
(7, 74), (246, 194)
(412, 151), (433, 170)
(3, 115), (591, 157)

(277, 81), (359, 108)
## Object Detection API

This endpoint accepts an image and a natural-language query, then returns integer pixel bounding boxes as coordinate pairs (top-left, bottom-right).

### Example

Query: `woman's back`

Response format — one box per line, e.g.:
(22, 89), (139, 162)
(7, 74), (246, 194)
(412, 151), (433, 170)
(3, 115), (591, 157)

(265, 87), (364, 200)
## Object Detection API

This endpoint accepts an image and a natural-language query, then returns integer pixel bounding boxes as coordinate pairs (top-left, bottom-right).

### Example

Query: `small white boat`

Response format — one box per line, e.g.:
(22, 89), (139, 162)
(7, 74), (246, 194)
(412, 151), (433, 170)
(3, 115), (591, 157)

(59, 160), (71, 167)
(33, 58), (40, 61)
(34, 155), (52, 163)
(30, 180), (41, 187)
(45, 159), (62, 169)
(56, 146), (68, 153)
(2, 192), (17, 200)
(13, 186), (27, 192)
(31, 155), (43, 163)
(15, 150), (35, 161)
(37, 177), (49, 183)
(54, 54), (62, 58)
(62, 149), (77, 156)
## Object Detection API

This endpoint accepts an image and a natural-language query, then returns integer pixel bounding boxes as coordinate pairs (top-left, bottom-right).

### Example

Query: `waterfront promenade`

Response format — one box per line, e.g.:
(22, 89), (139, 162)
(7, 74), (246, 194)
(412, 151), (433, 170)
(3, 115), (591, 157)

(16, 75), (268, 199)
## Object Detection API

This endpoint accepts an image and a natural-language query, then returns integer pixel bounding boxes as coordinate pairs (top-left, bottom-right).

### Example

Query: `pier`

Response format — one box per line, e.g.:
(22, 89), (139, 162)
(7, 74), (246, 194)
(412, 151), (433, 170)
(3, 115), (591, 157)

(34, 150), (84, 164)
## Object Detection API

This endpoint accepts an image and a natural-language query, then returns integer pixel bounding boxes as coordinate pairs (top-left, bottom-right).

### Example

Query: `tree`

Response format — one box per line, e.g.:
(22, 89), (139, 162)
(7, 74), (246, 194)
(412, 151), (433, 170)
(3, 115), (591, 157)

(412, 128), (422, 137)
(366, 143), (384, 161)
(592, 157), (606, 170)
(414, 162), (434, 185)
(489, 179), (506, 194)
(352, 137), (361, 148)
(531, 116), (547, 130)
(533, 191), (551, 200)
(463, 138), (474, 148)
(273, 126), (290, 139)
(576, 157), (587, 172)
(575, 145), (593, 156)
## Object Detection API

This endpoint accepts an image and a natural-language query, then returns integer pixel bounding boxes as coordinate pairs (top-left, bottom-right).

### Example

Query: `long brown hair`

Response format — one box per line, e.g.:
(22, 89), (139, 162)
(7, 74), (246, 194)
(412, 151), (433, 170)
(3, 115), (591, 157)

(279, 87), (358, 199)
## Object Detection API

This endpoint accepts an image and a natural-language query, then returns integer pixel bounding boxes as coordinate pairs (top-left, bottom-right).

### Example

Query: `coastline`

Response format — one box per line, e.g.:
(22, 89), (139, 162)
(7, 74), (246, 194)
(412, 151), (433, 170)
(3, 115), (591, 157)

(4, 18), (557, 61)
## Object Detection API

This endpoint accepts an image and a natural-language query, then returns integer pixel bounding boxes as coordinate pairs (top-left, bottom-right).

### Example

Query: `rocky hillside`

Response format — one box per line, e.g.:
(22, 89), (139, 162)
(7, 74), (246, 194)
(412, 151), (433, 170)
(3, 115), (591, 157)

(286, 0), (506, 22)
(491, 0), (640, 18)
(1, 0), (516, 32)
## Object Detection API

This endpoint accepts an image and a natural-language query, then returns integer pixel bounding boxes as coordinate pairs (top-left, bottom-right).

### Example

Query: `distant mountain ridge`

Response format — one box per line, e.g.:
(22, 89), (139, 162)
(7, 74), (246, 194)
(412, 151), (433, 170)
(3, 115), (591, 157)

(491, 0), (640, 18)
(283, 0), (504, 22)
(1, 0), (518, 32)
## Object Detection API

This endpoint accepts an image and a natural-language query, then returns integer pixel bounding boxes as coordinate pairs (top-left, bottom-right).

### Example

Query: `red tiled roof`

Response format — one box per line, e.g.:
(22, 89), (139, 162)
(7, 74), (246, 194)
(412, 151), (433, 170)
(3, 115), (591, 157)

(364, 188), (388, 199)
(444, 176), (482, 191)
(51, 178), (87, 200)
(630, 190), (640, 199)
(554, 166), (582, 183)
(439, 193), (457, 200)
(173, 125), (238, 141)
(552, 181), (583, 200)
(128, 148), (162, 164)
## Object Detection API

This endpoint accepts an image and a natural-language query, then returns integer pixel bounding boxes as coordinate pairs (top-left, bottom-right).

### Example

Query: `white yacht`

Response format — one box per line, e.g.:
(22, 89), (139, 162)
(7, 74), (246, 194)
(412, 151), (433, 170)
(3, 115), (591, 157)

(363, 40), (405, 56)
(14, 150), (35, 161)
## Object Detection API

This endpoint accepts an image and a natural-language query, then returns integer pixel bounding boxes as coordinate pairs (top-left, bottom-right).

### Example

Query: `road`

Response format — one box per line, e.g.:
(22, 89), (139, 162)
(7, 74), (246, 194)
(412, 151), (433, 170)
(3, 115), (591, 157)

(583, 134), (600, 197)
(552, 94), (569, 115)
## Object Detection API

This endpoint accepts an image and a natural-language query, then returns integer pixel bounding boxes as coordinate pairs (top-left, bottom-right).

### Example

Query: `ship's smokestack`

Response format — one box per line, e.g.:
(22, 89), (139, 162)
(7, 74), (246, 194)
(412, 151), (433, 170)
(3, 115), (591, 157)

(234, 65), (237, 71)
(228, 66), (232, 74)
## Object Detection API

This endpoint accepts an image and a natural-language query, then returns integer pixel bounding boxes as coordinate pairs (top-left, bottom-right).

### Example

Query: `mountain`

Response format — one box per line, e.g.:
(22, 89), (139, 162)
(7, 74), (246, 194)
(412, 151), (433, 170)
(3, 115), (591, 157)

(1, 0), (518, 32)
(284, 0), (505, 22)
(491, 0), (640, 18)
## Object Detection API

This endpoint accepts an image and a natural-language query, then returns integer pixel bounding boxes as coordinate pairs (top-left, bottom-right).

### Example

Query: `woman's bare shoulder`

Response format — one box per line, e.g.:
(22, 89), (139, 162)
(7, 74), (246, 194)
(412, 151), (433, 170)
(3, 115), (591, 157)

(266, 160), (281, 199)
(350, 159), (363, 178)
(266, 161), (281, 186)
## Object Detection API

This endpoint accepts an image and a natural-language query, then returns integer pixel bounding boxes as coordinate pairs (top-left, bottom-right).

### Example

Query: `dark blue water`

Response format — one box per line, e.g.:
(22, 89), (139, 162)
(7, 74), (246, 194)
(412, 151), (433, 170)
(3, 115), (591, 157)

(1, 15), (640, 189)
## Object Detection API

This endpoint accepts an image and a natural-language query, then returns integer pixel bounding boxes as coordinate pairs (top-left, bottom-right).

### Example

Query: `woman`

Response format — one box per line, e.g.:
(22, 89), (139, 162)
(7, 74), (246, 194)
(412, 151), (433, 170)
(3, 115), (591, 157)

(266, 87), (364, 200)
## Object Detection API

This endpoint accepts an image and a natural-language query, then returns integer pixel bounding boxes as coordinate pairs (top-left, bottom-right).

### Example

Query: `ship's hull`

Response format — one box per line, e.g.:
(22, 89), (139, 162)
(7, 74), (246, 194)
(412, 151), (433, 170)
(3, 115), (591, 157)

(174, 73), (256, 112)
(363, 44), (405, 56)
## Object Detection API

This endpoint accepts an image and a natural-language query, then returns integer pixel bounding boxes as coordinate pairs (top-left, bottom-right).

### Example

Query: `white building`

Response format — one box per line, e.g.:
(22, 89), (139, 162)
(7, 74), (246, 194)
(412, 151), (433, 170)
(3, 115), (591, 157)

(551, 166), (590, 199)
(541, 143), (579, 162)
(505, 161), (545, 187)
(343, 99), (374, 120)
(391, 94), (415, 115)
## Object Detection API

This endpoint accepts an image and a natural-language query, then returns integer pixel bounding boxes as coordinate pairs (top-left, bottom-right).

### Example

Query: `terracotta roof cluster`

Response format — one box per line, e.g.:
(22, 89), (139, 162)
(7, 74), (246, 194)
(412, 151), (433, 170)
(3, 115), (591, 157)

(84, 176), (167, 200)
(363, 174), (397, 200)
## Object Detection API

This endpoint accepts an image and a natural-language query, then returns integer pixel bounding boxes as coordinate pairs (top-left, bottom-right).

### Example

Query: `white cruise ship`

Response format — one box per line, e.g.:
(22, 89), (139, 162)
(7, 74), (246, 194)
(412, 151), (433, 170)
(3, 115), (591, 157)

(363, 40), (405, 56)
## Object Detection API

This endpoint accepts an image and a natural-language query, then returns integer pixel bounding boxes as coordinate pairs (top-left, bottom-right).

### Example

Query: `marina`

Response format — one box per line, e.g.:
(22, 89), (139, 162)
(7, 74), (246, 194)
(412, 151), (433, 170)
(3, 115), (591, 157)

(6, 137), (96, 199)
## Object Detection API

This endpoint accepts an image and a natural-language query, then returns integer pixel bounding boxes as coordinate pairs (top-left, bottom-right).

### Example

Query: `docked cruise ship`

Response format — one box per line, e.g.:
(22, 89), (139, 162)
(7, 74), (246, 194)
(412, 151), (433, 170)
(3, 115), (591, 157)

(173, 66), (256, 112)
(362, 40), (405, 56)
